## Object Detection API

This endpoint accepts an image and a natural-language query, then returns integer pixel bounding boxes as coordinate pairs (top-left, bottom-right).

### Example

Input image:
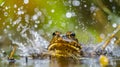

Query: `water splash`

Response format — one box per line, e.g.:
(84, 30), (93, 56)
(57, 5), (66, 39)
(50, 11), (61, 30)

(9, 29), (49, 57)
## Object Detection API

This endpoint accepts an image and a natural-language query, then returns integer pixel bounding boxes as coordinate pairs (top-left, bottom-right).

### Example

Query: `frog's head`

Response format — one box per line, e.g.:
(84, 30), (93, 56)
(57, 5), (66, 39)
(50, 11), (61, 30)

(47, 31), (82, 58)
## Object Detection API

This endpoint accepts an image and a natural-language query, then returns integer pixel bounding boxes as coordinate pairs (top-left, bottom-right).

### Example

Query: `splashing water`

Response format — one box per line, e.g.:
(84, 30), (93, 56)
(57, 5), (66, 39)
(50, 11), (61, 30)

(9, 29), (49, 57)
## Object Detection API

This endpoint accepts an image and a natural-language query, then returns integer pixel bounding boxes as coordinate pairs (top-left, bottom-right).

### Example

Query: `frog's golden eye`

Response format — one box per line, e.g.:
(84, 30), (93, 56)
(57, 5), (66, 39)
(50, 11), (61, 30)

(52, 31), (61, 36)
(70, 32), (75, 37)
(66, 31), (75, 37)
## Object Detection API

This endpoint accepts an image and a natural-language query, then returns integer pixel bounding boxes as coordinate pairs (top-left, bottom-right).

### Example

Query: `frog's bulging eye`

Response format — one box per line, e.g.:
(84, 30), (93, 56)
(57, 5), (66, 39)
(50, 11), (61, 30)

(66, 31), (75, 37)
(70, 32), (75, 37)
(52, 32), (56, 36)
(52, 31), (61, 36)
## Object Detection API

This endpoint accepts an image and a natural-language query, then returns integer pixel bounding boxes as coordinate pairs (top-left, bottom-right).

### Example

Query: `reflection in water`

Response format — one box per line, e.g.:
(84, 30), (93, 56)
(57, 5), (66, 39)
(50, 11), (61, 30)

(8, 63), (16, 67)
(0, 56), (120, 67)
(50, 57), (79, 67)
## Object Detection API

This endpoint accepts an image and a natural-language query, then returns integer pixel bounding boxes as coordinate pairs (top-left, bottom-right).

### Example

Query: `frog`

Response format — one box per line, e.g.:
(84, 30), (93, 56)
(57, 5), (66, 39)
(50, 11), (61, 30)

(47, 31), (114, 59)
(47, 31), (83, 58)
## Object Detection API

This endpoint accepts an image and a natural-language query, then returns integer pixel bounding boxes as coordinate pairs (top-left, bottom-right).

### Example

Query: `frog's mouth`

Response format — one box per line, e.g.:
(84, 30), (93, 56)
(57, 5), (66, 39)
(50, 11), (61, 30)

(48, 41), (81, 58)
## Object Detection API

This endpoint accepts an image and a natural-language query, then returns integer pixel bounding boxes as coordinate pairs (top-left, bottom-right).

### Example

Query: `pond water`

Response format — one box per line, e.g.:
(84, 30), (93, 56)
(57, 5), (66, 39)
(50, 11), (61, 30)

(0, 56), (120, 67)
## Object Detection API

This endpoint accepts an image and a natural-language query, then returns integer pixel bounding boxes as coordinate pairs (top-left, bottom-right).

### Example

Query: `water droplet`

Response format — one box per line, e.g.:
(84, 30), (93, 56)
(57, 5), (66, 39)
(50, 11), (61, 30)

(17, 10), (24, 15)
(25, 14), (29, 23)
(5, 6), (9, 10)
(109, 0), (113, 2)
(24, 0), (29, 4)
(14, 4), (17, 8)
(34, 24), (38, 28)
(112, 6), (116, 10)
(35, 21), (40, 24)
(93, 13), (96, 16)
(48, 20), (52, 25)
(4, 29), (7, 33)
(61, 23), (66, 27)
(100, 33), (105, 39)
(3, 22), (5, 25)
(6, 25), (10, 28)
(37, 11), (42, 16)
(90, 5), (96, 13)
(32, 15), (38, 20)
(34, 8), (39, 12)
(0, 36), (2, 40)
(84, 4), (87, 7)
(18, 8), (20, 11)
(72, 0), (80, 6)
(108, 15), (112, 20)
(66, 12), (72, 18)
(4, 12), (8, 16)
(8, 34), (12, 37)
(21, 33), (27, 37)
(75, 26), (78, 29)
(51, 9), (55, 13)
(112, 23), (117, 28)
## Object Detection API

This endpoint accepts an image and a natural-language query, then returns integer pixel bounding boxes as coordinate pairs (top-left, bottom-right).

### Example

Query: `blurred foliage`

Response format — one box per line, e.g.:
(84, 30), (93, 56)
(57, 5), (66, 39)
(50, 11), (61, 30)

(0, 0), (3, 5)
(0, 0), (120, 47)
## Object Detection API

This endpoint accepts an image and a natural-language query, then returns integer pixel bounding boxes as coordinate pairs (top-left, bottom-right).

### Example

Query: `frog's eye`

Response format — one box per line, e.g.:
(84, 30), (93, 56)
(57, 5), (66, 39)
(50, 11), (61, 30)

(52, 32), (56, 36)
(52, 31), (60, 36)
(66, 31), (75, 37)
(70, 32), (75, 37)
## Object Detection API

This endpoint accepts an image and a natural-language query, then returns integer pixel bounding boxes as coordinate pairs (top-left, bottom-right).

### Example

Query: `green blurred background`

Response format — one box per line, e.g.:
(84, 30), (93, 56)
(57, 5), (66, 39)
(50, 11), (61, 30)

(0, 0), (120, 48)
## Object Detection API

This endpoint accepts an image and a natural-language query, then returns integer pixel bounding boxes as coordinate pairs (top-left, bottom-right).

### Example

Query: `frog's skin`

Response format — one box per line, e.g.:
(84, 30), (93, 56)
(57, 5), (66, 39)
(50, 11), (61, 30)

(47, 31), (83, 58)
